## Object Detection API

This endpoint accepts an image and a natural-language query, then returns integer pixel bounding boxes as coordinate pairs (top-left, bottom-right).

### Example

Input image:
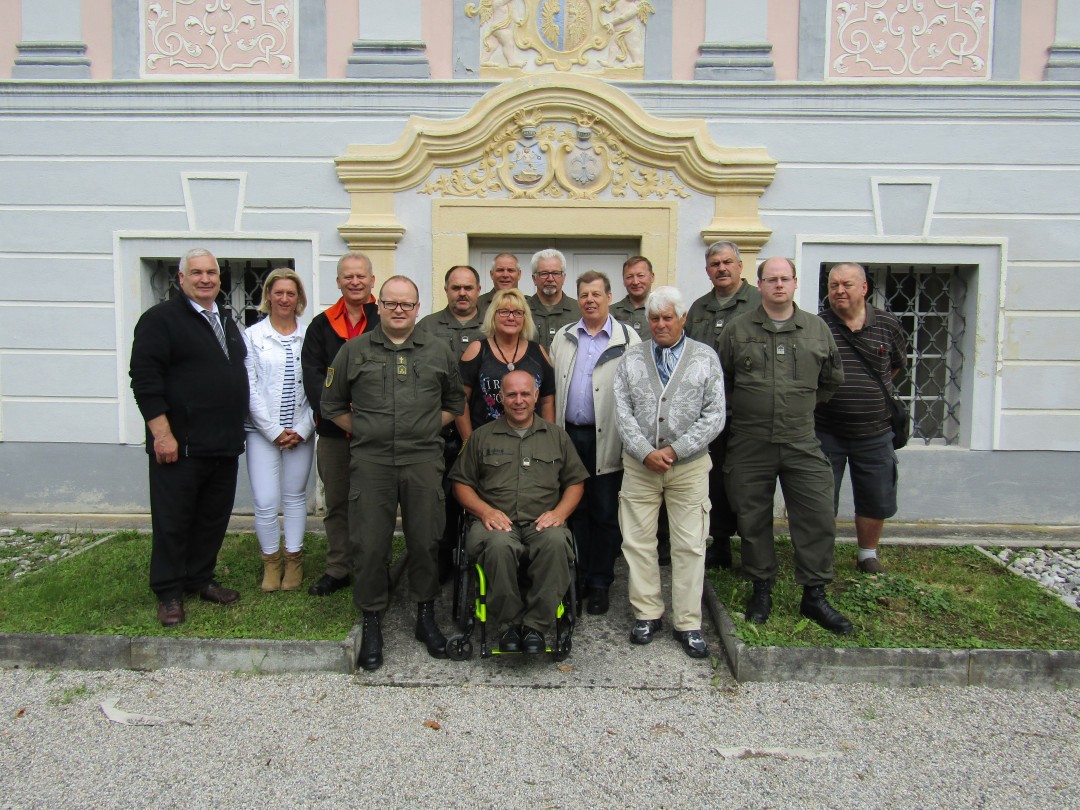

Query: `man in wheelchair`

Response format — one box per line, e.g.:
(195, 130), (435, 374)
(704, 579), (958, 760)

(450, 370), (588, 654)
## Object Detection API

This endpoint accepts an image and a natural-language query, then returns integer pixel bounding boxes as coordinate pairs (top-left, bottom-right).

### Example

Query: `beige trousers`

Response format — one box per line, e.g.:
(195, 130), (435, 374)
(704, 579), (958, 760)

(618, 452), (711, 631)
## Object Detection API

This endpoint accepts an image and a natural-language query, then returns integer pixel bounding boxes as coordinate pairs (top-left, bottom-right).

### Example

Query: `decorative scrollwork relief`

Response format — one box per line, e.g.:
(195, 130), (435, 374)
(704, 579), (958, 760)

(143, 0), (296, 76)
(420, 109), (688, 201)
(829, 0), (992, 79)
(464, 0), (654, 74)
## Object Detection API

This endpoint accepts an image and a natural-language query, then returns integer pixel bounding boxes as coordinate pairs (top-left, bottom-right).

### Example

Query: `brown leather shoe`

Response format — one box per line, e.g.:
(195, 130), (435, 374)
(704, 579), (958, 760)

(157, 598), (185, 627)
(198, 581), (241, 604)
(856, 557), (885, 574)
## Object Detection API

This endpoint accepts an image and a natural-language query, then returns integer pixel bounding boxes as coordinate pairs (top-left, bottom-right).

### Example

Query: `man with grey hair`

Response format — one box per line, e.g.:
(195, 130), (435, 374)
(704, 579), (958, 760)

(614, 285), (725, 659)
(718, 256), (853, 635)
(130, 248), (248, 626)
(686, 241), (762, 571)
(816, 262), (908, 573)
(477, 252), (522, 318)
(528, 248), (581, 349)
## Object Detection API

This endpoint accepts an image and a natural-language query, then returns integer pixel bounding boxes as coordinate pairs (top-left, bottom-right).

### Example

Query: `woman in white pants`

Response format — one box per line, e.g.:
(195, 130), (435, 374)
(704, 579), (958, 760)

(244, 268), (316, 591)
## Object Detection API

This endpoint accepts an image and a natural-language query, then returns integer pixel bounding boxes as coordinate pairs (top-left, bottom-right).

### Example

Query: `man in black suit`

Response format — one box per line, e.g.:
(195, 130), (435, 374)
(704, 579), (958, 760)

(130, 248), (249, 626)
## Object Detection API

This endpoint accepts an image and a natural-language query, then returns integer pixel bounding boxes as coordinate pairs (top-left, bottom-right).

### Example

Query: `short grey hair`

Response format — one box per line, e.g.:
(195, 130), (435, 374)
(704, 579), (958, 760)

(531, 248), (566, 274)
(706, 241), (741, 261)
(179, 248), (217, 275)
(829, 262), (867, 282)
(646, 285), (687, 319)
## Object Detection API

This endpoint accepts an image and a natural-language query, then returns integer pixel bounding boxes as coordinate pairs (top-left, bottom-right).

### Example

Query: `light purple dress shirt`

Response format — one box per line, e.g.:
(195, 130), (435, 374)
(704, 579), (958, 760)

(565, 316), (613, 426)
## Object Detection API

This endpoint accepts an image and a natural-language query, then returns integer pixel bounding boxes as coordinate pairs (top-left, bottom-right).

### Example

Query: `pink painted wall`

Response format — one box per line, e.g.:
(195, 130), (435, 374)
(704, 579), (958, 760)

(84, 0), (111, 80)
(423, 0), (452, 80)
(769, 0), (799, 81)
(0, 0), (20, 79)
(1021, 0), (1057, 81)
(672, 0), (704, 81)
(327, 0), (359, 79)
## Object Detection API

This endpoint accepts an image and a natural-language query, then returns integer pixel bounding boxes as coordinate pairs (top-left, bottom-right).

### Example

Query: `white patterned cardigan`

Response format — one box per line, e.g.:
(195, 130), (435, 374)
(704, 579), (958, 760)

(613, 336), (726, 466)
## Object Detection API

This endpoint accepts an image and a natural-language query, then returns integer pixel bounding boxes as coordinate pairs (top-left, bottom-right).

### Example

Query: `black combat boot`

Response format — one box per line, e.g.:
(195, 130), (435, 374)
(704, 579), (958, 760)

(357, 611), (383, 671)
(744, 579), (773, 624)
(414, 600), (448, 658)
(800, 585), (854, 635)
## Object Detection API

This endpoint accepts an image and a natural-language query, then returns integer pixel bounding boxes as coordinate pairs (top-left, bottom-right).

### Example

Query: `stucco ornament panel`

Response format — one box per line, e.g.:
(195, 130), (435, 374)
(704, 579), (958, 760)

(828, 0), (992, 80)
(335, 75), (775, 263)
(420, 110), (688, 201)
(464, 0), (654, 76)
(143, 0), (297, 77)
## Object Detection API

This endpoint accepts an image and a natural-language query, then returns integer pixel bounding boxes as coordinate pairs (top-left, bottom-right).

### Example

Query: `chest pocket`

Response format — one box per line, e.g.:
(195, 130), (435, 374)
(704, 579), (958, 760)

(408, 359), (443, 400)
(789, 336), (830, 390)
(731, 338), (767, 378)
(350, 358), (388, 412)
(523, 448), (562, 493)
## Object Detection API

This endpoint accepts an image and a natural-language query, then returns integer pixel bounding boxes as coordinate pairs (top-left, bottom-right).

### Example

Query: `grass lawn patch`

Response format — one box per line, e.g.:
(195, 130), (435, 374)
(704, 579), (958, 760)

(0, 531), (372, 640)
(709, 539), (1080, 650)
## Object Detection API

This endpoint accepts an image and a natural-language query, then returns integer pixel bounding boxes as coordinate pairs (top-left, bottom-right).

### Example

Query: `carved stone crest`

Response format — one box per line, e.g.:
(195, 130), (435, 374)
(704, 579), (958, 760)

(465, 0), (654, 74)
(421, 108), (686, 200)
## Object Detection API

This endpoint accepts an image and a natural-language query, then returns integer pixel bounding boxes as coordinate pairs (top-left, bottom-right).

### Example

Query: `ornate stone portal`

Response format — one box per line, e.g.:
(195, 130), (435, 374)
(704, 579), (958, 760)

(335, 74), (775, 304)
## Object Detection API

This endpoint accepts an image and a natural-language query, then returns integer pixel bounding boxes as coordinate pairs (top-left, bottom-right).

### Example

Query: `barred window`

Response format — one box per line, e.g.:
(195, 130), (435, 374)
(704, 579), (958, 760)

(819, 264), (970, 446)
(147, 258), (294, 329)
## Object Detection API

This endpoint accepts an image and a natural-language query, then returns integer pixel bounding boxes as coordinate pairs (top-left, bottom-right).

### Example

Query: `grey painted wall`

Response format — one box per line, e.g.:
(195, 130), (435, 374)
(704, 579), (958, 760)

(0, 80), (1078, 520)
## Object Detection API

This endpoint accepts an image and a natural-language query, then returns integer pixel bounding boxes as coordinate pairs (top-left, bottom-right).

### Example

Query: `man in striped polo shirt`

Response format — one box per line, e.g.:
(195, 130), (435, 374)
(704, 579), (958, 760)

(815, 262), (908, 574)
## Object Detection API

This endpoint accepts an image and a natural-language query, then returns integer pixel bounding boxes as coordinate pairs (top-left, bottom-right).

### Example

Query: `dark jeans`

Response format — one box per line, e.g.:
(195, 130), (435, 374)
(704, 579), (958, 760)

(149, 455), (238, 600)
(440, 426), (464, 552)
(708, 428), (739, 541)
(566, 423), (623, 590)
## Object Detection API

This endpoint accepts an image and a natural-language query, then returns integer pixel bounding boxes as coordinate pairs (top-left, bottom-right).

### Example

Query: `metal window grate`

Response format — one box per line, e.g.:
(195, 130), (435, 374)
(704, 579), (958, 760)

(148, 258), (293, 329)
(819, 264), (968, 446)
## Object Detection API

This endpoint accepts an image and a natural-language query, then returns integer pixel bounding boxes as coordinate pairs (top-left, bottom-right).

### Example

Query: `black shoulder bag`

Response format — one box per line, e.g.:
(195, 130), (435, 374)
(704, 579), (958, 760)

(835, 328), (910, 450)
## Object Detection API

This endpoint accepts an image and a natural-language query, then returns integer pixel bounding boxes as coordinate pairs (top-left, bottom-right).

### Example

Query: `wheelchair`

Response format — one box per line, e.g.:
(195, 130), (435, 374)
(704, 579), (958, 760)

(445, 515), (578, 661)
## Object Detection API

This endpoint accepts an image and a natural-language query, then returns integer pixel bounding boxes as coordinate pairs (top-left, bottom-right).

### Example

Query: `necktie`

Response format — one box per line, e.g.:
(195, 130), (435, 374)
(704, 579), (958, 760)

(202, 310), (229, 358)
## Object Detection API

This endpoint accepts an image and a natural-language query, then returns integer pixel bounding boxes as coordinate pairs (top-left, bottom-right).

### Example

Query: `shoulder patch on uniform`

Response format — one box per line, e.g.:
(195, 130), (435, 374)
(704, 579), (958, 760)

(325, 367), (335, 387)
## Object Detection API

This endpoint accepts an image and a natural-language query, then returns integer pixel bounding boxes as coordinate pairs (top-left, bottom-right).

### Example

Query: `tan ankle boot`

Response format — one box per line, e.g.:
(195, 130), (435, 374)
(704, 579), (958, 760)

(260, 550), (283, 592)
(281, 550), (304, 591)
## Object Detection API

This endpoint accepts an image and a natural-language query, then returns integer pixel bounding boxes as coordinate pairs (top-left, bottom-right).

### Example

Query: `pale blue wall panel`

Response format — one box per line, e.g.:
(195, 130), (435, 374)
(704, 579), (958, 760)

(1002, 315), (1080, 361)
(999, 365), (1080, 410)
(1, 354), (118, 398)
(0, 306), (116, 350)
(2, 401), (119, 443)
(0, 211), (187, 253)
(0, 257), (114, 302)
(997, 414), (1080, 451)
(1003, 266), (1080, 310)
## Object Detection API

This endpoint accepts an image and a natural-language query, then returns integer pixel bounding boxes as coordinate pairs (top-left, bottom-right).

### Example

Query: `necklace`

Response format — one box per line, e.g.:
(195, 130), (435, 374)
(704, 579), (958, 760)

(492, 335), (521, 371)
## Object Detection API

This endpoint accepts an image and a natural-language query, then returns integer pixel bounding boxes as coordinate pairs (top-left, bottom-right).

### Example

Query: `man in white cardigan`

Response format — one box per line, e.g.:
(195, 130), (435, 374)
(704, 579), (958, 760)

(550, 271), (640, 615)
(613, 286), (726, 658)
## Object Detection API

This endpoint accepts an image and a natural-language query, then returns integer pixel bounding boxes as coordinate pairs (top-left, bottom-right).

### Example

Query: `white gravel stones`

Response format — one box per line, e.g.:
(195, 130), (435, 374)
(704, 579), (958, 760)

(995, 547), (1080, 608)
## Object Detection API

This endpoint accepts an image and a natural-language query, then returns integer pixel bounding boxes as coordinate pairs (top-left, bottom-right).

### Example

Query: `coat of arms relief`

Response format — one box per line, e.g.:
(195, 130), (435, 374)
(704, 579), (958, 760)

(420, 109), (689, 201)
(465, 0), (655, 74)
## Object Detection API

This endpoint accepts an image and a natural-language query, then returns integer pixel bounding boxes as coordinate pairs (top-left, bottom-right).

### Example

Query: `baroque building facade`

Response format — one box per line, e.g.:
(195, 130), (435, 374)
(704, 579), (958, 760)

(0, 0), (1077, 522)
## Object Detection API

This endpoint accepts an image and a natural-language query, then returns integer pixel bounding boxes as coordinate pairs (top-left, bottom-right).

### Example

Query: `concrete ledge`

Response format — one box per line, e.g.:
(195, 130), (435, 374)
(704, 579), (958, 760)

(0, 633), (351, 674)
(704, 585), (1080, 690)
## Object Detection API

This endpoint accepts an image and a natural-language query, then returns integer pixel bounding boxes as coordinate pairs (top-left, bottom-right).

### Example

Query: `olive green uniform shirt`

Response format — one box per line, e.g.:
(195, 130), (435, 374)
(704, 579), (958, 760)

(321, 327), (465, 464)
(527, 294), (581, 350)
(610, 295), (648, 339)
(417, 307), (485, 360)
(717, 304), (845, 444)
(450, 416), (588, 523)
(686, 280), (762, 355)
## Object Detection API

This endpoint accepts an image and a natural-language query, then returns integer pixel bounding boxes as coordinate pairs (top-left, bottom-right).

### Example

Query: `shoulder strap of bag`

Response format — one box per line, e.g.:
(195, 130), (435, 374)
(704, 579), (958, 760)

(833, 323), (895, 402)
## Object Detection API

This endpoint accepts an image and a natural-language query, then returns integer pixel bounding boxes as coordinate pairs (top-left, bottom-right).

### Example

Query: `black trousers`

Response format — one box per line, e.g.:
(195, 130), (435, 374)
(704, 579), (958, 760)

(148, 455), (239, 600)
(566, 423), (623, 590)
(708, 427), (739, 541)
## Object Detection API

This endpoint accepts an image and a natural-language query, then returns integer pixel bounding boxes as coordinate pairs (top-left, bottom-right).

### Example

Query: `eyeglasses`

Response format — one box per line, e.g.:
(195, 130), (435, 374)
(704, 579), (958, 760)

(535, 271), (564, 279)
(380, 300), (418, 311)
(495, 309), (525, 319)
(760, 277), (794, 286)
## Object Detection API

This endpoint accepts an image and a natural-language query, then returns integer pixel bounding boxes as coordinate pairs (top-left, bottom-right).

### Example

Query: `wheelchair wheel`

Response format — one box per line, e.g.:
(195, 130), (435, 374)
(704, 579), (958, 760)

(446, 634), (473, 661)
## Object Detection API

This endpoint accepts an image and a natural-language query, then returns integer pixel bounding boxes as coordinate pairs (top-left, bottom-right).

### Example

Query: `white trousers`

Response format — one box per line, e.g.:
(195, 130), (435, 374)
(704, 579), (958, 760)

(245, 430), (315, 554)
(618, 452), (711, 632)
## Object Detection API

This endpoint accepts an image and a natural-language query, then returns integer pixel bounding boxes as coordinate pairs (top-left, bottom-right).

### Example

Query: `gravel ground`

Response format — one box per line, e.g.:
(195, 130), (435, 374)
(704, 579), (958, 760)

(1, 668), (1078, 809)
(992, 547), (1080, 609)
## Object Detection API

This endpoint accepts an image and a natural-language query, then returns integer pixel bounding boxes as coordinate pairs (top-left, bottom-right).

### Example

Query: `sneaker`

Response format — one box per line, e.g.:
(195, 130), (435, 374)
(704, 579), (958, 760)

(630, 618), (663, 645)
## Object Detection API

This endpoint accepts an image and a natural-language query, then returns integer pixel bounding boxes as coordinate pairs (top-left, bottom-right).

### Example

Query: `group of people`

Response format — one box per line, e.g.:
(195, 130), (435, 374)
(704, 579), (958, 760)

(129, 243), (906, 670)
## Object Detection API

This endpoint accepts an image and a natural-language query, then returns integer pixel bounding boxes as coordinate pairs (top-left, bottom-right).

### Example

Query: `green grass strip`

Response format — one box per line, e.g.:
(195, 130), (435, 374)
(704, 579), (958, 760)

(709, 539), (1080, 650)
(0, 532), (357, 640)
